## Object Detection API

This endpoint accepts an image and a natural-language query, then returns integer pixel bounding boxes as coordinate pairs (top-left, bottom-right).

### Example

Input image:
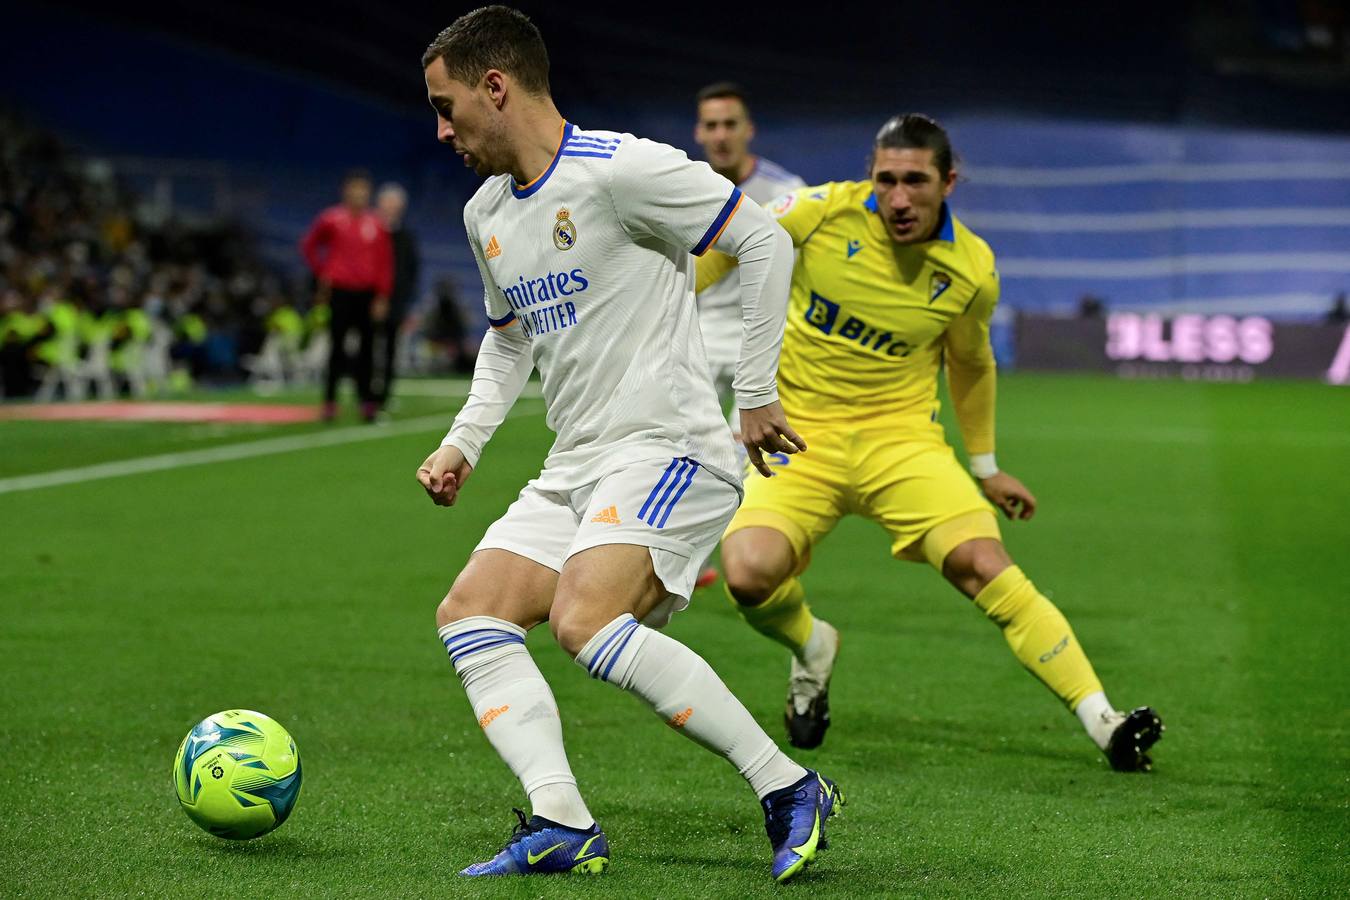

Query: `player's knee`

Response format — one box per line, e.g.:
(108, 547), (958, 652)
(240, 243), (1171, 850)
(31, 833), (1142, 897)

(547, 601), (601, 658)
(722, 534), (793, 606)
(435, 577), (498, 628)
(942, 538), (1013, 599)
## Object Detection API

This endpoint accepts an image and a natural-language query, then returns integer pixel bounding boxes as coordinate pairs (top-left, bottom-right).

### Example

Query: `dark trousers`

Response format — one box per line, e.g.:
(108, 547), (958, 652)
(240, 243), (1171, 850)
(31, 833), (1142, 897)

(325, 288), (375, 404)
(374, 308), (405, 406)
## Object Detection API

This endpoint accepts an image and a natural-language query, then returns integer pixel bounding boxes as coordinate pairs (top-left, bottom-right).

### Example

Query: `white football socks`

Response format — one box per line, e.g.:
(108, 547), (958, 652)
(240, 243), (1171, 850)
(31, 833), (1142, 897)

(576, 614), (806, 798)
(1075, 690), (1123, 750)
(439, 616), (594, 829)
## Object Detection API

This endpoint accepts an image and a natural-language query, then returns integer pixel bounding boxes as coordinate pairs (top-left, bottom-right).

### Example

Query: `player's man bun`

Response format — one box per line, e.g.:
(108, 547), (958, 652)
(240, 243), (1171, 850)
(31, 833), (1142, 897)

(422, 5), (551, 97)
(869, 114), (957, 179)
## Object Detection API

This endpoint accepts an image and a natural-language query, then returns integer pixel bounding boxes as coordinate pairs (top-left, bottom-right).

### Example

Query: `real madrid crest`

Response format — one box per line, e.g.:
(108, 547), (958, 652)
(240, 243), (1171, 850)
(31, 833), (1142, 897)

(553, 207), (577, 251)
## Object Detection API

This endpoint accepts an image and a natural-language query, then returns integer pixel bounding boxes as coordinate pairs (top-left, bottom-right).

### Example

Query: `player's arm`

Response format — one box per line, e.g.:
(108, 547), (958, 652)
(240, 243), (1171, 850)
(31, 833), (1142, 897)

(610, 140), (805, 477)
(944, 267), (1036, 520)
(694, 186), (830, 294)
(417, 220), (533, 507)
(705, 199), (805, 476)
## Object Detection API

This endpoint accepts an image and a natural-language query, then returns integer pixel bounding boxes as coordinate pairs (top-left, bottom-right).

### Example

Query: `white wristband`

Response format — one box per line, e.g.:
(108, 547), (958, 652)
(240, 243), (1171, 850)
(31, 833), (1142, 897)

(970, 453), (999, 479)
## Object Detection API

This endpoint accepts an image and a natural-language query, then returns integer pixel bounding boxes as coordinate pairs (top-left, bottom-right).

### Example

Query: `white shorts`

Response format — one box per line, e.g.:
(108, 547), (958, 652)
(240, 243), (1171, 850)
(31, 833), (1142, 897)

(475, 455), (741, 628)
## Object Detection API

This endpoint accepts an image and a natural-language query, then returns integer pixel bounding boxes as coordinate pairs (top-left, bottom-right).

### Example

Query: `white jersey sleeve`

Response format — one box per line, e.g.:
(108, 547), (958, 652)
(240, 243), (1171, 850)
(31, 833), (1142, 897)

(608, 138), (745, 257)
(440, 200), (534, 466)
(465, 202), (517, 327)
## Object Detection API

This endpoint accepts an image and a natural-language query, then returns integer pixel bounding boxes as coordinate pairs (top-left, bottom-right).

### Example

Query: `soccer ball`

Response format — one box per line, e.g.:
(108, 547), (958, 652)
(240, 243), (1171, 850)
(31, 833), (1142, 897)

(173, 709), (302, 840)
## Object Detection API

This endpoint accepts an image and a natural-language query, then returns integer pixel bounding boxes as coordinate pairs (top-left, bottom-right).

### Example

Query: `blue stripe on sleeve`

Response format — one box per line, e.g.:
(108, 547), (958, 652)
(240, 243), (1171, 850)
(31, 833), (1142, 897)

(692, 188), (743, 256)
(487, 311), (516, 327)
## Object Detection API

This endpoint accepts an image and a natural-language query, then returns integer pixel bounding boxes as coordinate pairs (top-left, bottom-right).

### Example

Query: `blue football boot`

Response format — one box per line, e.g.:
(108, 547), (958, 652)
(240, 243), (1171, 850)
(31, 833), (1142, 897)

(459, 808), (609, 876)
(761, 770), (844, 882)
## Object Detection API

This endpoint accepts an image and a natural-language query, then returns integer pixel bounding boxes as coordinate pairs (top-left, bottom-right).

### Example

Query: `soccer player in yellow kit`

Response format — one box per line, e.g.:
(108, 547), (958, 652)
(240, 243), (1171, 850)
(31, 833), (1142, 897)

(699, 114), (1163, 771)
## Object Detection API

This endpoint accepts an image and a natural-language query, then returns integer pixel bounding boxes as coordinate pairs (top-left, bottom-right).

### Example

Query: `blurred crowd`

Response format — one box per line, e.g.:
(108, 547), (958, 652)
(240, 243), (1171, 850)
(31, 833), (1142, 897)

(0, 113), (474, 401)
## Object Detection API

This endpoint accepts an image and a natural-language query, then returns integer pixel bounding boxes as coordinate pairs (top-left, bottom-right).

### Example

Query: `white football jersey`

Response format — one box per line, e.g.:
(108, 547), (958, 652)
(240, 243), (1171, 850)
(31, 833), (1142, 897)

(698, 156), (804, 319)
(461, 122), (750, 490)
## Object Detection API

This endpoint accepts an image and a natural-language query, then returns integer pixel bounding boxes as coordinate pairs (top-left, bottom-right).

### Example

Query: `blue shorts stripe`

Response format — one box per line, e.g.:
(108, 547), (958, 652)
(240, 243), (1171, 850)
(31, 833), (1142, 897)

(601, 621), (642, 682)
(655, 460), (698, 528)
(637, 458), (681, 522)
(641, 459), (690, 526)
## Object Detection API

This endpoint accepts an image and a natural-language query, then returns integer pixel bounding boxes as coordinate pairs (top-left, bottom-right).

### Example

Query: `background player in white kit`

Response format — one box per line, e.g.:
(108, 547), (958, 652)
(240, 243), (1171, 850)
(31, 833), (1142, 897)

(414, 6), (841, 883)
(693, 82), (805, 431)
(691, 83), (805, 588)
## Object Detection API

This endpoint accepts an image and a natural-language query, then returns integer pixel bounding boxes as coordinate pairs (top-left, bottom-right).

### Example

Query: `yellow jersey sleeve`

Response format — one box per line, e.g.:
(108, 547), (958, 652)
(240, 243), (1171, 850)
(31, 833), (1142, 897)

(695, 185), (833, 293)
(944, 265), (999, 455)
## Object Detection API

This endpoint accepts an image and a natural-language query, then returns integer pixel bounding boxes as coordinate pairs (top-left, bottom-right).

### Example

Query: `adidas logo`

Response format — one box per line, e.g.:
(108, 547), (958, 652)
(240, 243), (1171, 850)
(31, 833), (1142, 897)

(590, 505), (620, 524)
(484, 235), (502, 259)
(667, 707), (693, 728)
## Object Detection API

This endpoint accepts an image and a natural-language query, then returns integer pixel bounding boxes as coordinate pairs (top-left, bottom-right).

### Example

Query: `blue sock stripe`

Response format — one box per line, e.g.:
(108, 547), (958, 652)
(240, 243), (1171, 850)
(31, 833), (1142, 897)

(442, 626), (522, 650)
(655, 460), (698, 528)
(446, 633), (525, 657)
(585, 615), (637, 677)
(449, 635), (525, 665)
(600, 621), (642, 683)
(591, 620), (639, 681)
(642, 459), (690, 526)
(637, 458), (681, 522)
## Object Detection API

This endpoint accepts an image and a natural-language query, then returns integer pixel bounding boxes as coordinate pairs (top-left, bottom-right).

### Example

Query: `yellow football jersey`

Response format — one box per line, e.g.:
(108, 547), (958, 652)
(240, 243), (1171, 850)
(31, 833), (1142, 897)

(699, 180), (999, 454)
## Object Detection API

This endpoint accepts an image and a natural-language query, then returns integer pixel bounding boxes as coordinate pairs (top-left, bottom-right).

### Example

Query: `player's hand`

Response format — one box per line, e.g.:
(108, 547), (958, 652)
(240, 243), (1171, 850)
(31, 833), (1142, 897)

(739, 401), (807, 478)
(980, 471), (1037, 521)
(371, 295), (390, 323)
(416, 444), (474, 507)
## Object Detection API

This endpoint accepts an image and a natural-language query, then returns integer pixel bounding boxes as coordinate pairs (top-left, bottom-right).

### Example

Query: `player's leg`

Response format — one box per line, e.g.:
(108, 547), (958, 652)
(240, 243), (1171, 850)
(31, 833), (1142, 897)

(322, 292), (351, 416)
(937, 533), (1163, 771)
(552, 459), (842, 882)
(436, 488), (610, 875)
(720, 433), (848, 749)
(353, 294), (376, 421)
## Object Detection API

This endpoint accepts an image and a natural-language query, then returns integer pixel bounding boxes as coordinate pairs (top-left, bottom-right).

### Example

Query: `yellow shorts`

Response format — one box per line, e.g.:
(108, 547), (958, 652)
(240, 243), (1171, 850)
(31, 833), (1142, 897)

(726, 417), (1001, 571)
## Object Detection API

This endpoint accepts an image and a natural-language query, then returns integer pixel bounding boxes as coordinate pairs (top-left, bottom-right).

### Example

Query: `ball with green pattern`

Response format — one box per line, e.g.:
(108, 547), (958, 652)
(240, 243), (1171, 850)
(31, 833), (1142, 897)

(173, 709), (302, 840)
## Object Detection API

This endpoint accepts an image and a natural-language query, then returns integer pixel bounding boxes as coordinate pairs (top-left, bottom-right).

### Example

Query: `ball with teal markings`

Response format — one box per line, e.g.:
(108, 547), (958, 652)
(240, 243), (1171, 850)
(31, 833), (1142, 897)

(173, 709), (302, 840)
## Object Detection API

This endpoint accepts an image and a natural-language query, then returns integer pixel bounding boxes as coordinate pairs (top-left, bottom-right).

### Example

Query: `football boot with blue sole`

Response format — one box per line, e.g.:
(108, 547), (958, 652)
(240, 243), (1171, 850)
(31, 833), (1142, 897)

(459, 808), (609, 876)
(761, 770), (844, 882)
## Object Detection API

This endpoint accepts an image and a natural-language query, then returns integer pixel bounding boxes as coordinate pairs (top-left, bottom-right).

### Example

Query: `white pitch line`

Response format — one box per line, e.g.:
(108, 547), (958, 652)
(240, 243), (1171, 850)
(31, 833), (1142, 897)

(0, 404), (543, 496)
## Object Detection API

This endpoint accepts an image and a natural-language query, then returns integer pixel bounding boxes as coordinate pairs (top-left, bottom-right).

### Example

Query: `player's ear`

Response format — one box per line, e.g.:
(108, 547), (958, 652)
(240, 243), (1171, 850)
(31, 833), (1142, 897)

(942, 167), (958, 198)
(483, 69), (507, 108)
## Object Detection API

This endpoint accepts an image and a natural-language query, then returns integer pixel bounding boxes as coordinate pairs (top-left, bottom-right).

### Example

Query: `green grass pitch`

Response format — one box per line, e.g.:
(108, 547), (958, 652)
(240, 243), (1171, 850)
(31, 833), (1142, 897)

(1, 374), (1347, 897)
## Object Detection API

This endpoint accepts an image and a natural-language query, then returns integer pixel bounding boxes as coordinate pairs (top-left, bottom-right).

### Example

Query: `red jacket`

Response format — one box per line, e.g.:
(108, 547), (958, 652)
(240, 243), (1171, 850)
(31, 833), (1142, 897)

(300, 206), (394, 296)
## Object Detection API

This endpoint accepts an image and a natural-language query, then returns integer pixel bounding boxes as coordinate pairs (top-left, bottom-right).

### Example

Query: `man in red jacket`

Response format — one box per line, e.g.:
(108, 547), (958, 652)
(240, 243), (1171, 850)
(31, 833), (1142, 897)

(301, 169), (393, 422)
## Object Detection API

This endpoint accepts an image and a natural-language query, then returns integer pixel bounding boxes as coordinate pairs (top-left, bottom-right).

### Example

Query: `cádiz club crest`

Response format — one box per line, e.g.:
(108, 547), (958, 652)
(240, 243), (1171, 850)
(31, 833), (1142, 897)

(553, 207), (577, 251)
(929, 271), (952, 304)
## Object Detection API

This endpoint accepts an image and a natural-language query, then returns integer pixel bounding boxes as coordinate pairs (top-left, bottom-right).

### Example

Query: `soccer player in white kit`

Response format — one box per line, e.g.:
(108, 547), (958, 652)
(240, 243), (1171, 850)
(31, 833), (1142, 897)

(693, 83), (805, 426)
(415, 7), (841, 883)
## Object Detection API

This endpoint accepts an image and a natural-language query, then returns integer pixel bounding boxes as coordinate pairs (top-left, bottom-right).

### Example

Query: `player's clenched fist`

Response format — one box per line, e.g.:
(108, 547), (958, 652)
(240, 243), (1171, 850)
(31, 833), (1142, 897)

(417, 444), (474, 507)
(739, 400), (808, 479)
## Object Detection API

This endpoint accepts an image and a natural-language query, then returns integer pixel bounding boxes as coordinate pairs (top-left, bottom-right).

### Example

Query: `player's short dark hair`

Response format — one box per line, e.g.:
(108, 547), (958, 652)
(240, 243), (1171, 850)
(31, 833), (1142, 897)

(422, 5), (551, 96)
(696, 82), (751, 115)
(342, 168), (372, 186)
(869, 114), (957, 180)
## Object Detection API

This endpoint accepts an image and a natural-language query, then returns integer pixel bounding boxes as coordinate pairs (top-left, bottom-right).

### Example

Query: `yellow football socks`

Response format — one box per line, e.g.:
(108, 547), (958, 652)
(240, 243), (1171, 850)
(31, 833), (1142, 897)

(973, 565), (1103, 710)
(728, 578), (815, 655)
